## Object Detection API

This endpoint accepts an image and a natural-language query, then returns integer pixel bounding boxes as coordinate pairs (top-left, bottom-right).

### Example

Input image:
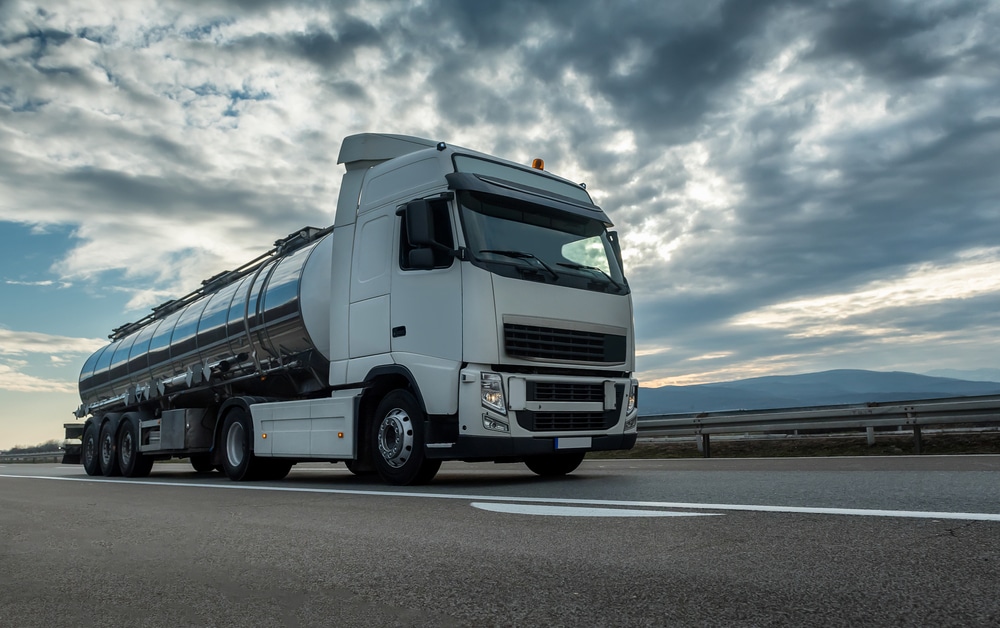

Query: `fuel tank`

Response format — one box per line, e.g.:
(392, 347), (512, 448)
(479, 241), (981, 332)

(78, 228), (333, 409)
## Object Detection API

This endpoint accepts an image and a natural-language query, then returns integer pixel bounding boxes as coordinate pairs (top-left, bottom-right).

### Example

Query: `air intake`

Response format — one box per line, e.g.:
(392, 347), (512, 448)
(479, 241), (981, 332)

(504, 323), (626, 363)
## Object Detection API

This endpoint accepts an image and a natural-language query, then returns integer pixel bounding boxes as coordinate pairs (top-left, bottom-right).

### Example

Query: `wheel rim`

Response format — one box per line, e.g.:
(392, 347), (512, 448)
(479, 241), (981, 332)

(101, 432), (113, 466)
(121, 430), (133, 468)
(226, 421), (245, 468)
(84, 434), (96, 465)
(377, 408), (413, 469)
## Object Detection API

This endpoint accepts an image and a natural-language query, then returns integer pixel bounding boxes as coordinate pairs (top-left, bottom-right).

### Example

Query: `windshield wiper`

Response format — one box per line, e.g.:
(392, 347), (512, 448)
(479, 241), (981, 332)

(557, 262), (624, 292)
(478, 249), (559, 280)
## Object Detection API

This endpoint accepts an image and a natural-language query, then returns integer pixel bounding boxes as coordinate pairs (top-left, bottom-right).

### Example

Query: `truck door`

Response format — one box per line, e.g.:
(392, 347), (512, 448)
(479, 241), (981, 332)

(348, 213), (392, 359)
(390, 199), (463, 384)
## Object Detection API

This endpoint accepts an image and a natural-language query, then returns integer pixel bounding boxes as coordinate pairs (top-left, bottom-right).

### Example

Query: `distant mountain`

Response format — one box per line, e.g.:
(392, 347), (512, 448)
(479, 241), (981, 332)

(639, 369), (1000, 416)
(925, 368), (1000, 383)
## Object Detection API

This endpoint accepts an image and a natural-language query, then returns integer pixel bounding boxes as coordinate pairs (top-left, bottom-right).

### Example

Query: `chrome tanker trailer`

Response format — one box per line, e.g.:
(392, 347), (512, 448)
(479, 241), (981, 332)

(72, 226), (335, 479)
(66, 133), (639, 485)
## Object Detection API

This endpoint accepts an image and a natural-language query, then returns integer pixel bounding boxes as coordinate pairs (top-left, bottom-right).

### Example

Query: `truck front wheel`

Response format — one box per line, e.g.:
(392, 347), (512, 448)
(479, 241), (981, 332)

(190, 453), (215, 474)
(371, 390), (441, 486)
(222, 408), (259, 481)
(344, 459), (375, 476)
(525, 452), (586, 477)
(259, 460), (293, 481)
(82, 423), (101, 476)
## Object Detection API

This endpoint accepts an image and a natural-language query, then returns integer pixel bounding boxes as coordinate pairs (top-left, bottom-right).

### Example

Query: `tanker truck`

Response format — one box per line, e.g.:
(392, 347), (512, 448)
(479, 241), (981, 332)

(64, 133), (638, 485)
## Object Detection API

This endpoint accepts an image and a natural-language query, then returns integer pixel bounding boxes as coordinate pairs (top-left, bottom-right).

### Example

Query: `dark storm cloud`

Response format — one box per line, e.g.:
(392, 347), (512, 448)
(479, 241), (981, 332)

(323, 79), (370, 104)
(587, 1), (1000, 316)
(0, 86), (47, 112)
(809, 0), (999, 81)
(565, 2), (784, 143)
(719, 84), (1000, 293)
(225, 16), (382, 68)
(3, 26), (72, 56)
(2, 0), (999, 383)
(407, 0), (765, 146)
(64, 167), (258, 214)
(57, 165), (326, 233)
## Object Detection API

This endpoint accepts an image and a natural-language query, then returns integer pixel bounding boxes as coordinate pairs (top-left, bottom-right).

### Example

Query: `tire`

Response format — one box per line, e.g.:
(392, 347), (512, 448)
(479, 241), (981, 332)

(344, 459), (376, 477)
(525, 452), (586, 477)
(99, 422), (121, 477)
(190, 453), (215, 474)
(81, 423), (101, 476)
(221, 407), (259, 481)
(371, 390), (441, 486)
(259, 460), (293, 481)
(117, 417), (153, 478)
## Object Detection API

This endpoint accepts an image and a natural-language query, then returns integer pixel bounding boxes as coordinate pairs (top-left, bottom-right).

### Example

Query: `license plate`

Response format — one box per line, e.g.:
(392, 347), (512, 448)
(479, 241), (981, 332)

(555, 436), (592, 450)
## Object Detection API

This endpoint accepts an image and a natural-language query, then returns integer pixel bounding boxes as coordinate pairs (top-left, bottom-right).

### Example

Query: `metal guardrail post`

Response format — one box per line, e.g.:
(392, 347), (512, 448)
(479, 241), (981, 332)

(913, 425), (922, 454)
(702, 434), (711, 458)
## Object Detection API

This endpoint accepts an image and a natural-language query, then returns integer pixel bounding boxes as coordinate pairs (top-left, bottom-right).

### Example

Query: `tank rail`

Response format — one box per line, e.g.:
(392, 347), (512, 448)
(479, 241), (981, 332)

(109, 226), (332, 342)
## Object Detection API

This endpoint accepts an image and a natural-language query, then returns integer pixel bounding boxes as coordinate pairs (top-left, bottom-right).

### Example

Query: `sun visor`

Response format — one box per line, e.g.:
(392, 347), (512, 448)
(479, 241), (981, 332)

(445, 172), (613, 226)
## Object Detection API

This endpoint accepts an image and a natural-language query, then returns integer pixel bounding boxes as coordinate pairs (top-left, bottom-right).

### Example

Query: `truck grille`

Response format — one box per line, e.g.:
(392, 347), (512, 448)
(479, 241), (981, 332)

(521, 412), (616, 432)
(529, 382), (604, 402)
(504, 324), (626, 363)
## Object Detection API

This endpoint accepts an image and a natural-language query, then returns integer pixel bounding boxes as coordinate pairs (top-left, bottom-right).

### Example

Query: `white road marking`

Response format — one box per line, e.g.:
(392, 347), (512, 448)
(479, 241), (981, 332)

(2, 473), (1000, 521)
(471, 502), (720, 517)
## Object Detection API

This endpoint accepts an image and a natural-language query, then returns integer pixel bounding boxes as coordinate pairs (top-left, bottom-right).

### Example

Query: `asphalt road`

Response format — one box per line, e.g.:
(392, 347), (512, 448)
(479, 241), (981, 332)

(2, 456), (998, 627)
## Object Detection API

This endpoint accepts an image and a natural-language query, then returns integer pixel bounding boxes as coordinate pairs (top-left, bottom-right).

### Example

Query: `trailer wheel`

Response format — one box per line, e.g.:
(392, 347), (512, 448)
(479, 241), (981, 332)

(371, 390), (441, 485)
(99, 422), (121, 477)
(525, 452), (586, 477)
(82, 423), (101, 476)
(222, 408), (259, 481)
(118, 417), (153, 478)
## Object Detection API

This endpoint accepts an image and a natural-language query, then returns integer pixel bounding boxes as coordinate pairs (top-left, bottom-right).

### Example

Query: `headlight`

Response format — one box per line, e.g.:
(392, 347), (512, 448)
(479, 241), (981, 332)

(481, 372), (507, 415)
(626, 380), (638, 415)
(625, 414), (637, 431)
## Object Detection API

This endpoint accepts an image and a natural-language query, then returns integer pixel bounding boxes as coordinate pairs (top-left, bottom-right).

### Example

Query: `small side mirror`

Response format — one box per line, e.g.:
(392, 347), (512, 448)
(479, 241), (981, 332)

(405, 199), (436, 247)
(408, 248), (436, 270)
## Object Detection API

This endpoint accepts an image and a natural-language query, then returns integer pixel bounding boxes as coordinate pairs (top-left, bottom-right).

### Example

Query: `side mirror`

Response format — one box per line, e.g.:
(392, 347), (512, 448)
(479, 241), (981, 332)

(408, 248), (436, 270)
(405, 199), (436, 247)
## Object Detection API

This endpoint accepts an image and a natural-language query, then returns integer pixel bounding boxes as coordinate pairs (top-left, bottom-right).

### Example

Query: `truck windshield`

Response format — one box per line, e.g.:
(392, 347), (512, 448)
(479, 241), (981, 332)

(458, 190), (628, 293)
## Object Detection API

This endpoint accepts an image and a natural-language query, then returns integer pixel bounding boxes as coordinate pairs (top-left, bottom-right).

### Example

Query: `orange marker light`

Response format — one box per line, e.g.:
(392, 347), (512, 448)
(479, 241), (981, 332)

(338, 432), (344, 438)
(262, 433), (267, 439)
(531, 158), (544, 170)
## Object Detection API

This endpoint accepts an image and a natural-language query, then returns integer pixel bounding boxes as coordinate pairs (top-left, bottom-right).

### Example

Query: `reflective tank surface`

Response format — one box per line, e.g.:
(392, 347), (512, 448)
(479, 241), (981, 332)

(78, 232), (333, 407)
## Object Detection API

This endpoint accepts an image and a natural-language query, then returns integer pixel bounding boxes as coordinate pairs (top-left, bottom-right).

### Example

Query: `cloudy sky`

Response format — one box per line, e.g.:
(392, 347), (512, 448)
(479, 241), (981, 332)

(2, 0), (999, 448)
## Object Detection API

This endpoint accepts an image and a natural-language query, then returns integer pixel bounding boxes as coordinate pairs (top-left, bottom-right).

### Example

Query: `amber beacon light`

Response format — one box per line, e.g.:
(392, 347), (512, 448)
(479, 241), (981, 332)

(531, 158), (544, 170)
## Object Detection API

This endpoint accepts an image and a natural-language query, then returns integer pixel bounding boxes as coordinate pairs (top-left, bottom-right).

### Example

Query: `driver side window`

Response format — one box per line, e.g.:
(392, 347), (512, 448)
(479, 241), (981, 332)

(399, 199), (454, 270)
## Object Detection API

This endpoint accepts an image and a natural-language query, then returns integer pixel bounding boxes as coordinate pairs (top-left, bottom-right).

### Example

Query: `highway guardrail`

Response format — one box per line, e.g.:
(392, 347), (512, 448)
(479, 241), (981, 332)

(0, 451), (64, 464)
(637, 394), (1000, 457)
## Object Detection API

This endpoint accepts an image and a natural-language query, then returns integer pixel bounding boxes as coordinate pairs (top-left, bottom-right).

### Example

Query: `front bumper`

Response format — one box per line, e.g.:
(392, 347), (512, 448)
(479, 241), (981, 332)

(425, 432), (637, 460)
(422, 365), (638, 461)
